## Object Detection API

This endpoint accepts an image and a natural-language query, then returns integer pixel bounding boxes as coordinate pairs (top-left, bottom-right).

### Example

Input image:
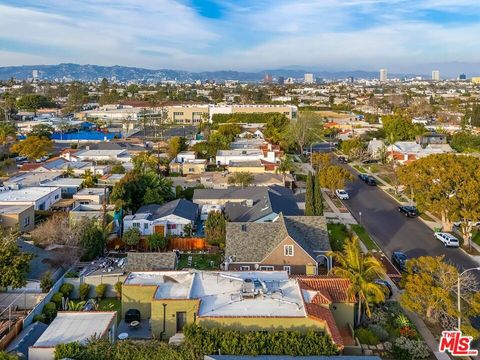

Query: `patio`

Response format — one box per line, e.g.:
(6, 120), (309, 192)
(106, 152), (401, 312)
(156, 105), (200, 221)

(117, 319), (152, 340)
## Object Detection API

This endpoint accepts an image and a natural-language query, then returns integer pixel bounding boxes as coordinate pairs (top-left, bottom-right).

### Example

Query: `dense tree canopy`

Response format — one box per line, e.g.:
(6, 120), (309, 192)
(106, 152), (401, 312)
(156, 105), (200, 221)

(11, 136), (53, 160)
(227, 172), (254, 188)
(16, 94), (55, 114)
(29, 124), (54, 139)
(397, 153), (480, 248)
(204, 211), (226, 247)
(382, 113), (425, 143)
(0, 231), (33, 289)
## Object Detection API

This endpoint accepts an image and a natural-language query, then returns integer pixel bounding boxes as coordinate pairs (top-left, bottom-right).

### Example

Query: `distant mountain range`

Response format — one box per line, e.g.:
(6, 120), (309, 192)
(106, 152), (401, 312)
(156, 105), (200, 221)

(0, 63), (424, 82)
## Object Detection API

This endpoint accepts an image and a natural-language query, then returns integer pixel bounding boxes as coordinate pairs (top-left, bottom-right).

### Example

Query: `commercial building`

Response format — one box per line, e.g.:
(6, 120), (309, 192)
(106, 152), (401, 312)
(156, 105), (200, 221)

(0, 187), (61, 210)
(304, 73), (314, 84)
(432, 70), (440, 81)
(121, 270), (354, 346)
(29, 312), (117, 360)
(379, 69), (387, 82)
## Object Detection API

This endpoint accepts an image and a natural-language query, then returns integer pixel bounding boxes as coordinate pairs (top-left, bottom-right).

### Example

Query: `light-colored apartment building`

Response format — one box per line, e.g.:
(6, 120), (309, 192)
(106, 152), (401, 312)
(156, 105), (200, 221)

(165, 104), (298, 125)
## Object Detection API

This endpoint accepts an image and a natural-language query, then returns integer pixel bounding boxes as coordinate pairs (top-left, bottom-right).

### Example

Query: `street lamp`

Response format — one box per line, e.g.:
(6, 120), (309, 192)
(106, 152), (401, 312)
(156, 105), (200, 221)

(457, 267), (480, 331)
(358, 211), (362, 225)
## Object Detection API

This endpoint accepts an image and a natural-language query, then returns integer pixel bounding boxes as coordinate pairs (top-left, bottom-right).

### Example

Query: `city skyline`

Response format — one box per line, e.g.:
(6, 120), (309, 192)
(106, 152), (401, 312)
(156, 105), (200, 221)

(1, 0), (480, 74)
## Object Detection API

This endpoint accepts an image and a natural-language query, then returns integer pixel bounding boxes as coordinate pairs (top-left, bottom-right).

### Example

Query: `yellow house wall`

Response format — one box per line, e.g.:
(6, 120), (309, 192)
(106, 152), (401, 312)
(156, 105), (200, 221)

(330, 303), (354, 330)
(150, 299), (199, 339)
(121, 285), (157, 319)
(198, 316), (326, 334)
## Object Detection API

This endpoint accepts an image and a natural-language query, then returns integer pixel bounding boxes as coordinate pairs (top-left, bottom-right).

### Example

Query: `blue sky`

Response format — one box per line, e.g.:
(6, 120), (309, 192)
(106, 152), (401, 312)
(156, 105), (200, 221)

(1, 0), (480, 72)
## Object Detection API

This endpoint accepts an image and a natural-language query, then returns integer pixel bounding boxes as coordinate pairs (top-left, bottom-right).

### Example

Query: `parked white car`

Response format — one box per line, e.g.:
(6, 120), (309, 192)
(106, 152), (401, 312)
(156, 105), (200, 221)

(335, 189), (350, 200)
(434, 232), (460, 247)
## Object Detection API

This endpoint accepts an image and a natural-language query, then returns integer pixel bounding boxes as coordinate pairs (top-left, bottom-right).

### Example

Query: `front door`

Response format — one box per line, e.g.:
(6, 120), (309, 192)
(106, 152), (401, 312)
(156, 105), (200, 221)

(154, 225), (165, 235)
(176, 312), (187, 333)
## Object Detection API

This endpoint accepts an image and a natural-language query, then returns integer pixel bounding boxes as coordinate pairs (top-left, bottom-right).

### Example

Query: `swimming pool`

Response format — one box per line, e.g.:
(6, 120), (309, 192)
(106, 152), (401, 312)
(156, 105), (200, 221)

(52, 130), (121, 141)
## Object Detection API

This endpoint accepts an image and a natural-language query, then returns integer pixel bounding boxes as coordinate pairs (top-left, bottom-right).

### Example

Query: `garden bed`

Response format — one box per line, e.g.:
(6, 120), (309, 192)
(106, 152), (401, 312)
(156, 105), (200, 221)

(355, 302), (432, 359)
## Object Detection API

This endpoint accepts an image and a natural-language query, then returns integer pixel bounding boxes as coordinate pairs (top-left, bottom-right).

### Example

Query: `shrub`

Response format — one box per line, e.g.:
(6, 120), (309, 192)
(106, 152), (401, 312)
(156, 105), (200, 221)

(183, 324), (339, 356)
(368, 324), (389, 342)
(391, 336), (430, 360)
(355, 328), (379, 345)
(33, 314), (46, 323)
(95, 284), (107, 300)
(60, 283), (74, 297)
(55, 342), (85, 360)
(399, 326), (418, 339)
(394, 314), (412, 329)
(42, 302), (57, 323)
(114, 281), (122, 299)
(369, 308), (389, 326)
(79, 283), (90, 301)
(51, 292), (64, 309)
(40, 272), (53, 293)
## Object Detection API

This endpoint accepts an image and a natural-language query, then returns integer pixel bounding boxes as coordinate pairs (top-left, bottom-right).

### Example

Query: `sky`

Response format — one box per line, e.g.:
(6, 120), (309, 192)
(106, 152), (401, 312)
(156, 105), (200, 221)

(1, 0), (480, 72)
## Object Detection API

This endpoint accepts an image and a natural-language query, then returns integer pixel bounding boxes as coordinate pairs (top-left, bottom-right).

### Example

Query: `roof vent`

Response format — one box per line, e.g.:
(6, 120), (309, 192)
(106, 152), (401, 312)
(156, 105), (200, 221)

(245, 199), (253, 207)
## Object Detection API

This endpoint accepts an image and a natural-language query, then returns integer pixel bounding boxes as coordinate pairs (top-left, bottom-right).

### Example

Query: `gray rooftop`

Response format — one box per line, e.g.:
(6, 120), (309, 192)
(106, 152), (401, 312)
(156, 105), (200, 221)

(32, 312), (116, 348)
(225, 214), (330, 262)
(125, 252), (177, 271)
(125, 199), (198, 222)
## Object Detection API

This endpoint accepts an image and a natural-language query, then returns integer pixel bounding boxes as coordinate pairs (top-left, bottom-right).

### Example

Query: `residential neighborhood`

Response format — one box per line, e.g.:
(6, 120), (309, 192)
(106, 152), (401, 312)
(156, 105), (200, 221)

(2, 3), (480, 357)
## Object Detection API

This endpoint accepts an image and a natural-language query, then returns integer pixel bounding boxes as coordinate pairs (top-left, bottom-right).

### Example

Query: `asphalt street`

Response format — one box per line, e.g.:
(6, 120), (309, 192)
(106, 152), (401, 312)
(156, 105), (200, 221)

(341, 168), (479, 272)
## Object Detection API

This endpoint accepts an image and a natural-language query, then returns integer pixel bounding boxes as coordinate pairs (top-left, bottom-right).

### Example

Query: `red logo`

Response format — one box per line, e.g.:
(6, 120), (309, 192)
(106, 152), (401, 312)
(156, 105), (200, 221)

(439, 331), (478, 356)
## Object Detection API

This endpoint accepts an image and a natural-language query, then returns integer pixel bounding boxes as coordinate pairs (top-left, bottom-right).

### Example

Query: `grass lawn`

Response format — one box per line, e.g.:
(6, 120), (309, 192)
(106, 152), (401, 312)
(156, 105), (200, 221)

(69, 298), (122, 324)
(327, 223), (349, 251)
(177, 253), (222, 270)
(419, 212), (436, 222)
(351, 164), (367, 173)
(351, 224), (380, 250)
(473, 230), (480, 246)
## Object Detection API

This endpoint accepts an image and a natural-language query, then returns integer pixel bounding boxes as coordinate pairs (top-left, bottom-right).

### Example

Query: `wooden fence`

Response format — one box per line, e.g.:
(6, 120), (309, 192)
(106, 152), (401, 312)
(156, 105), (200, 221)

(0, 319), (23, 350)
(168, 237), (206, 251)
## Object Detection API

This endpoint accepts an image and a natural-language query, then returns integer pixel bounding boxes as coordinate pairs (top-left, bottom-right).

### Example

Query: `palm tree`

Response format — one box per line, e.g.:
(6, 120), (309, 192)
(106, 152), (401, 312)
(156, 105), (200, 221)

(275, 155), (296, 184)
(0, 122), (17, 161)
(329, 236), (386, 325)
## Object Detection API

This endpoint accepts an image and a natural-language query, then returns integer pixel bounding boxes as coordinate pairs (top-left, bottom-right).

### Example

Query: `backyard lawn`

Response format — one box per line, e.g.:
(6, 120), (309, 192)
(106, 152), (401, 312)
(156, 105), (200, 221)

(177, 253), (222, 270)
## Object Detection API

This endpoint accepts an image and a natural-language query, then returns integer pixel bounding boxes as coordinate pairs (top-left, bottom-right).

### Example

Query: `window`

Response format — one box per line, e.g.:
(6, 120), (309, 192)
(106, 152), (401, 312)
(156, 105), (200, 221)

(132, 222), (140, 228)
(55, 194), (60, 200)
(284, 245), (294, 257)
(167, 224), (177, 230)
(240, 266), (250, 271)
(283, 266), (291, 274)
(144, 223), (149, 230)
(23, 216), (30, 227)
(259, 266), (274, 271)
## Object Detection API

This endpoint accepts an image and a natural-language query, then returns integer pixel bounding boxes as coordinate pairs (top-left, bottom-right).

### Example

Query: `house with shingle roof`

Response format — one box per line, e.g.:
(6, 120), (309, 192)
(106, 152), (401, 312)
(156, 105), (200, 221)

(193, 185), (301, 222)
(225, 214), (331, 275)
(123, 199), (199, 237)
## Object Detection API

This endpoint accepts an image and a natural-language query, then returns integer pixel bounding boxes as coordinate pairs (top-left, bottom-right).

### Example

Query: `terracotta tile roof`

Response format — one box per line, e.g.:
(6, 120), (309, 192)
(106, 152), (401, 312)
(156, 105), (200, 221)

(19, 163), (42, 172)
(296, 277), (355, 304)
(304, 303), (344, 346)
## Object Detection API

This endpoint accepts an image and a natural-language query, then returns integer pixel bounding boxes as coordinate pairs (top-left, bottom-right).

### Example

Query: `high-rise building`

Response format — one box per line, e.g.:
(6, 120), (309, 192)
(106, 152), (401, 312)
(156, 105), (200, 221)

(459, 73), (467, 80)
(32, 69), (39, 80)
(263, 74), (273, 84)
(432, 70), (440, 81)
(379, 69), (387, 82)
(304, 73), (314, 84)
(277, 76), (285, 85)
(348, 76), (354, 83)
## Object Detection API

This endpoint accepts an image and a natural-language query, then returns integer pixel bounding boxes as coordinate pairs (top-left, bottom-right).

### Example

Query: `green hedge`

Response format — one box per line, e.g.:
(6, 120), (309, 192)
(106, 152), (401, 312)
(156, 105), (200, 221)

(212, 112), (283, 124)
(183, 324), (339, 356)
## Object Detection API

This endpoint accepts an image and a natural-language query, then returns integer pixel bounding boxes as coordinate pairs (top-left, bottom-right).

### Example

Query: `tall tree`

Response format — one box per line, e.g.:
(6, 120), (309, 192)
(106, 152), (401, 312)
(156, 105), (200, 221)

(329, 236), (386, 325)
(397, 153), (480, 246)
(275, 155), (296, 184)
(305, 172), (315, 216)
(29, 124), (54, 139)
(16, 94), (54, 116)
(167, 136), (188, 158)
(227, 172), (254, 188)
(132, 152), (159, 175)
(205, 211), (226, 247)
(11, 136), (53, 160)
(0, 122), (16, 145)
(289, 111), (323, 154)
(0, 231), (33, 289)
(314, 172), (324, 216)
(318, 165), (353, 194)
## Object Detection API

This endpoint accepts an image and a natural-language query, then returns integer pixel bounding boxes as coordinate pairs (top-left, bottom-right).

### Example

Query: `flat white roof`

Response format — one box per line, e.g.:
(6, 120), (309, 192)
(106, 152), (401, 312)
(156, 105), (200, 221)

(0, 187), (60, 202)
(217, 149), (263, 156)
(32, 312), (116, 348)
(126, 271), (306, 318)
(75, 187), (106, 195)
(40, 178), (83, 187)
(0, 204), (33, 214)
